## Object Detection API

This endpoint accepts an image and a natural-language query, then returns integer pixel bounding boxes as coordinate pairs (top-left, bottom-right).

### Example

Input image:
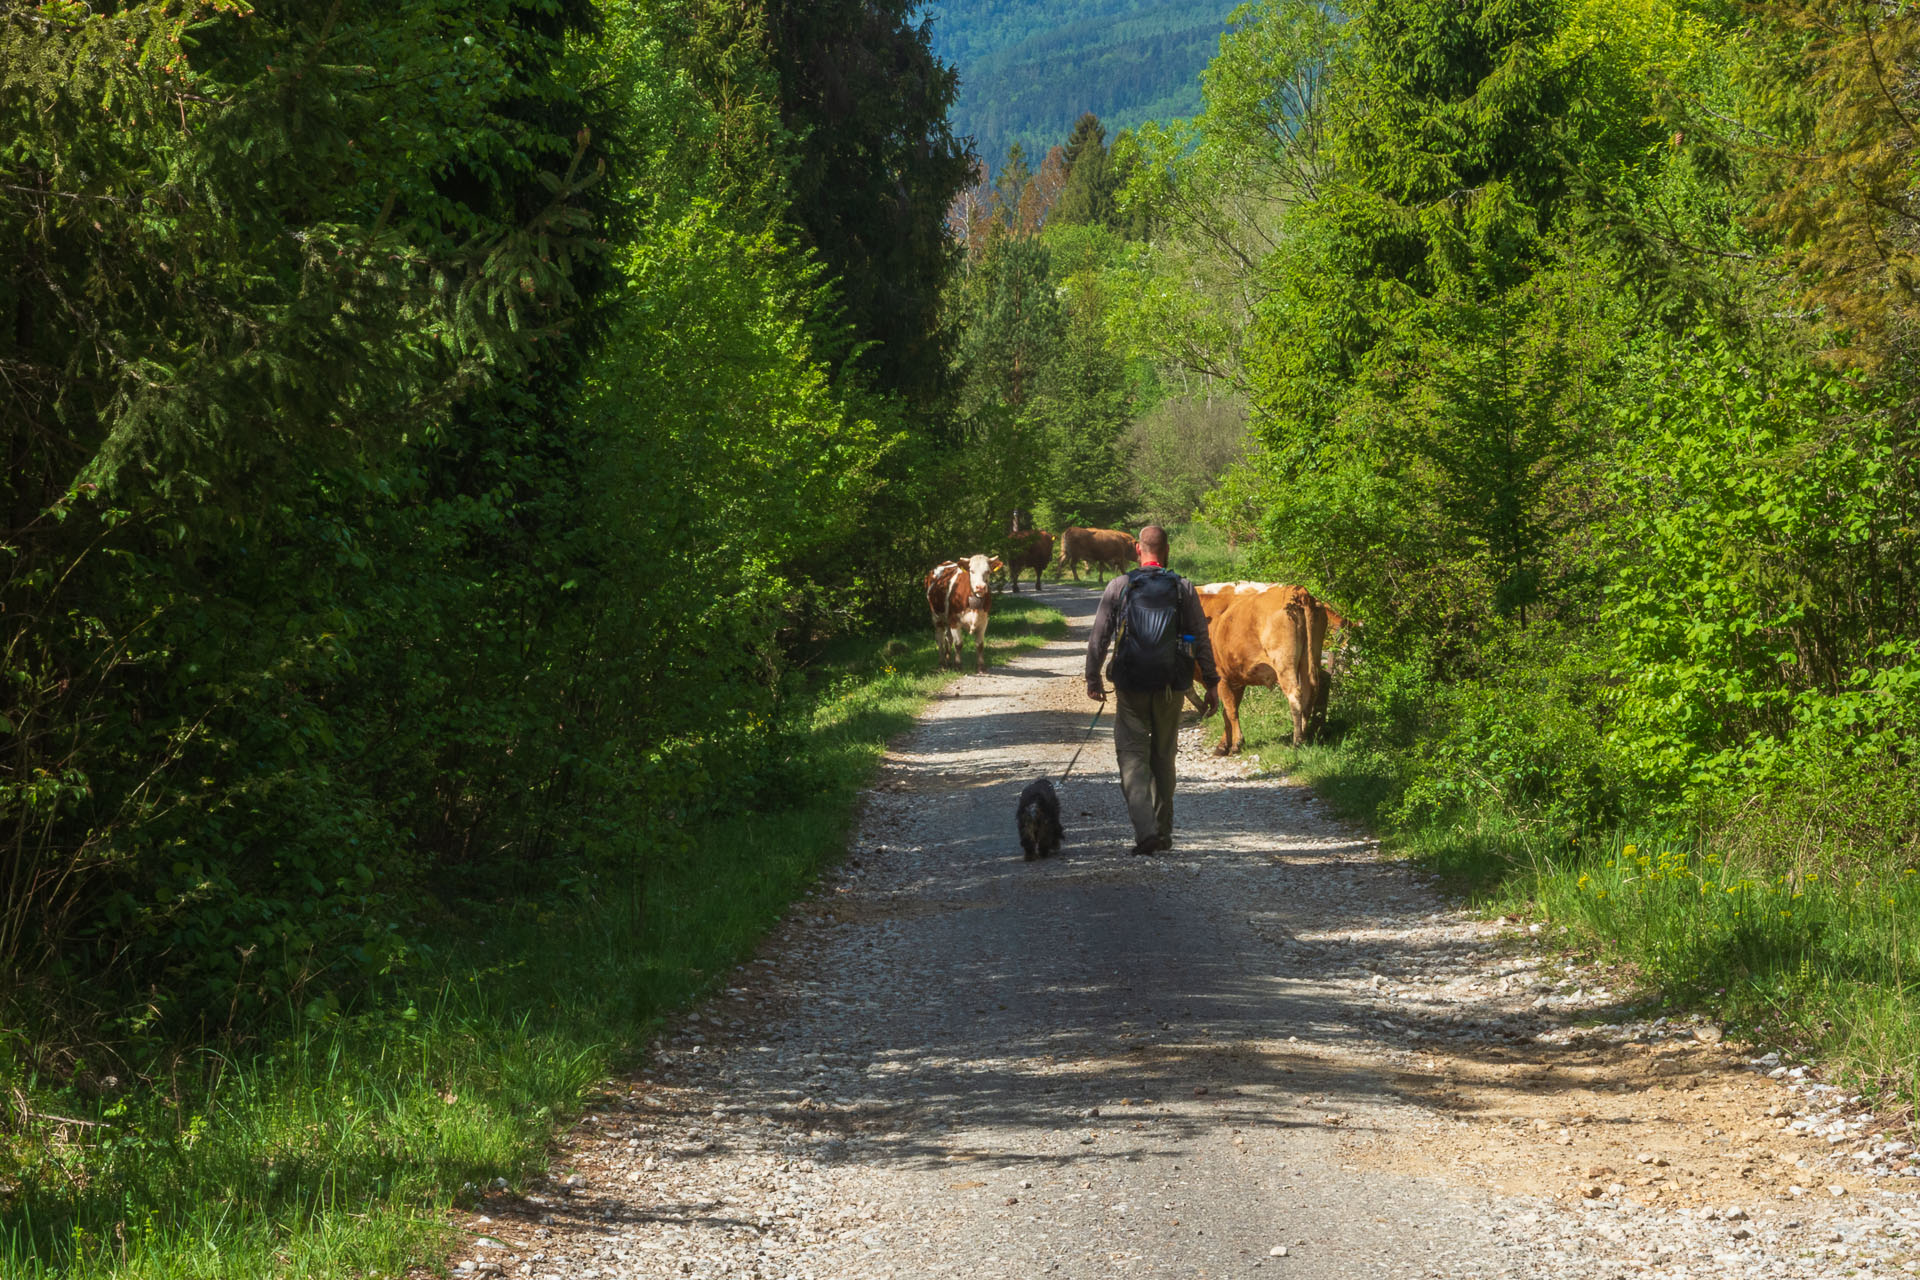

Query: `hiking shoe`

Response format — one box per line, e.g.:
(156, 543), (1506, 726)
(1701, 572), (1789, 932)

(1128, 834), (1160, 856)
(1156, 834), (1173, 851)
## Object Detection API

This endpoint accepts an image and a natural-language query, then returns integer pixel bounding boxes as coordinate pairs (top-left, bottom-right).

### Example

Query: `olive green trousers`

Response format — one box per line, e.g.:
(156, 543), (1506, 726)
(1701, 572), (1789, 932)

(1112, 687), (1185, 843)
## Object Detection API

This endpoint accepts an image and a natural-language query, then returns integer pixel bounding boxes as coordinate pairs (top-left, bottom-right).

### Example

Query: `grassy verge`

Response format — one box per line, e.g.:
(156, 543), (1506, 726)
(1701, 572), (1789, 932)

(1230, 689), (1920, 1112)
(0, 596), (1067, 1279)
(1160, 519), (1255, 585)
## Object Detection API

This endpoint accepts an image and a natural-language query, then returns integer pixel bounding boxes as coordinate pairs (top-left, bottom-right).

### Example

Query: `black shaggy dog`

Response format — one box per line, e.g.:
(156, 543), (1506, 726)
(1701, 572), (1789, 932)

(1016, 777), (1063, 860)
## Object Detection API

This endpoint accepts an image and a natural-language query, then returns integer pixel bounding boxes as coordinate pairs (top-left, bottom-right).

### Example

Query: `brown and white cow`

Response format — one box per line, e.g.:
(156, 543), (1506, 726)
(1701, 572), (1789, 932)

(1193, 582), (1342, 752)
(925, 554), (996, 673)
(1057, 526), (1138, 580)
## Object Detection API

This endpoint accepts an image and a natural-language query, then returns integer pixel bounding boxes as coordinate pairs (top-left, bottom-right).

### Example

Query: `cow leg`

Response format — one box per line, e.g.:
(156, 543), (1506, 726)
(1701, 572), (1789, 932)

(1214, 681), (1244, 755)
(1307, 671), (1330, 740)
(933, 615), (951, 668)
(973, 618), (988, 673)
(1284, 686), (1306, 746)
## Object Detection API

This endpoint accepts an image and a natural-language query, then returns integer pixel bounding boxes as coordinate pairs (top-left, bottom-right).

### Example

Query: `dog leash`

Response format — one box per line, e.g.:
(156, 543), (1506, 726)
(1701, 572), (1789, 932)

(1059, 700), (1104, 785)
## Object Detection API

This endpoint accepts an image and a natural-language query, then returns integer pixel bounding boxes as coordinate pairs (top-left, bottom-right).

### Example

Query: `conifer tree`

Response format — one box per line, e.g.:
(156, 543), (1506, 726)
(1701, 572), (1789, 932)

(952, 231), (1061, 414)
(760, 0), (975, 404)
(996, 143), (1035, 230)
(1755, 0), (1920, 368)
(1054, 112), (1118, 227)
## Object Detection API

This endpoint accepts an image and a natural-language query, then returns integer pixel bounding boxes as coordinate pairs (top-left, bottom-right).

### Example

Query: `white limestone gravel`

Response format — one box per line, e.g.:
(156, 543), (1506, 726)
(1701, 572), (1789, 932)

(445, 587), (1917, 1280)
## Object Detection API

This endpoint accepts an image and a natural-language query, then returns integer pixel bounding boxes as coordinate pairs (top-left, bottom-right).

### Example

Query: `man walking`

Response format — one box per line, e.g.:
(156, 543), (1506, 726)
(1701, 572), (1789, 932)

(1084, 526), (1220, 855)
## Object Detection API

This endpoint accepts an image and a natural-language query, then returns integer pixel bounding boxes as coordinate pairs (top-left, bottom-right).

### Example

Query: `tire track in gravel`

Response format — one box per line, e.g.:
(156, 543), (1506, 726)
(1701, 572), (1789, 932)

(449, 588), (1920, 1280)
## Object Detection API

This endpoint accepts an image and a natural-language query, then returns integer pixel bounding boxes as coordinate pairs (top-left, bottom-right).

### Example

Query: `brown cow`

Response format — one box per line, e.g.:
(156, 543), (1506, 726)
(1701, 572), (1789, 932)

(1193, 582), (1341, 752)
(1005, 527), (1053, 592)
(1057, 526), (1138, 580)
(925, 554), (996, 673)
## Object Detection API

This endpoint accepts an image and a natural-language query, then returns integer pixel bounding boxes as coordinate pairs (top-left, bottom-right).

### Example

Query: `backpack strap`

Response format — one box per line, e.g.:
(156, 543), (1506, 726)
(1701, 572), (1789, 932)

(1111, 568), (1144, 649)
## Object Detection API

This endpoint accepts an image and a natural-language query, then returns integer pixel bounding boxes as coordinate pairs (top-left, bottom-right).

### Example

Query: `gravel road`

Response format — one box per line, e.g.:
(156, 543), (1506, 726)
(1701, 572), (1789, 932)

(451, 588), (1920, 1280)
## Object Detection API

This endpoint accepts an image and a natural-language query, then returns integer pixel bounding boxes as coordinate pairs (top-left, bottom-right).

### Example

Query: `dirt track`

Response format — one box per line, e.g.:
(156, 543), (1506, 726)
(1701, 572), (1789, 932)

(449, 588), (1920, 1279)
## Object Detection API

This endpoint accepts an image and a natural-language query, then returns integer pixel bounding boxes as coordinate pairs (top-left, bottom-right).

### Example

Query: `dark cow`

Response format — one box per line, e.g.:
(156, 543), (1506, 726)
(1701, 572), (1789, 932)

(925, 554), (995, 673)
(1057, 526), (1137, 580)
(1005, 516), (1054, 593)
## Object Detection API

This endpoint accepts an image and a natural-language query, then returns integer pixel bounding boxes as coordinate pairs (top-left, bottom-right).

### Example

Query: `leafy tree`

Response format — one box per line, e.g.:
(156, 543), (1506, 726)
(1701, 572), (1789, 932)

(1235, 0), (1711, 646)
(1110, 0), (1341, 393)
(1604, 333), (1920, 802)
(948, 159), (999, 261)
(1032, 275), (1137, 528)
(1021, 145), (1071, 232)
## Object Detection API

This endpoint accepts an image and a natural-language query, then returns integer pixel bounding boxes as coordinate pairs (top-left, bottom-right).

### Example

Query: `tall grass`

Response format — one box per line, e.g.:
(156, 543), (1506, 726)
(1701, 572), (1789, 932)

(0, 596), (1067, 1278)
(1160, 519), (1252, 585)
(1233, 690), (1920, 1110)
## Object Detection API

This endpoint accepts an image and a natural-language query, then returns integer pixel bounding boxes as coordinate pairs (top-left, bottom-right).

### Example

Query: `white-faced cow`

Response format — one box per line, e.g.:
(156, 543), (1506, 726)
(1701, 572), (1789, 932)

(926, 554), (997, 673)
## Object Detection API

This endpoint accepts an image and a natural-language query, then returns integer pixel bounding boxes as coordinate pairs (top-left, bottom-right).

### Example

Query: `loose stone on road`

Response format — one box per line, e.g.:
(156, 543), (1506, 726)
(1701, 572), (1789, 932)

(454, 589), (1919, 1279)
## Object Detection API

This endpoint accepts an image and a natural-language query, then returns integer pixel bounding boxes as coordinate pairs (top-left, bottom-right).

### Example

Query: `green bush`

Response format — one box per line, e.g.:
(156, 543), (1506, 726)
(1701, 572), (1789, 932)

(1389, 625), (1622, 832)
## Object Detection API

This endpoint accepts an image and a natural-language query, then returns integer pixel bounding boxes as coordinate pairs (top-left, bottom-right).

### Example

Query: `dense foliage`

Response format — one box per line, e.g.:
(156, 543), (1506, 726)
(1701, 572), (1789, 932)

(0, 0), (981, 1056)
(14, 0), (1920, 1266)
(1114, 0), (1920, 894)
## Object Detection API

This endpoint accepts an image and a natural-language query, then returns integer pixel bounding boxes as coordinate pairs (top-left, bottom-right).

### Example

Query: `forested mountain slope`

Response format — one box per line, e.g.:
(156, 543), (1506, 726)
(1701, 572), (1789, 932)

(925, 0), (1239, 168)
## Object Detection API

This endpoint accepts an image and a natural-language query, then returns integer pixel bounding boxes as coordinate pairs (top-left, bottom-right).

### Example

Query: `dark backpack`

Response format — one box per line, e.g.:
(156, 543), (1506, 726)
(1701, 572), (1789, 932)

(1107, 567), (1192, 692)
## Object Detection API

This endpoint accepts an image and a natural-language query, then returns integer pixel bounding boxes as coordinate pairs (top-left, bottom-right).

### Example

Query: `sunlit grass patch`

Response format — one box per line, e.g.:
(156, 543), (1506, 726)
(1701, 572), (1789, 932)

(1161, 519), (1255, 586)
(1538, 837), (1920, 1079)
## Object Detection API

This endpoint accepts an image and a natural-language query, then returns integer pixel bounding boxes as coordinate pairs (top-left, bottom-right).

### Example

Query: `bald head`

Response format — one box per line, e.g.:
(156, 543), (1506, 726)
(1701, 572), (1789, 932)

(1138, 525), (1169, 564)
